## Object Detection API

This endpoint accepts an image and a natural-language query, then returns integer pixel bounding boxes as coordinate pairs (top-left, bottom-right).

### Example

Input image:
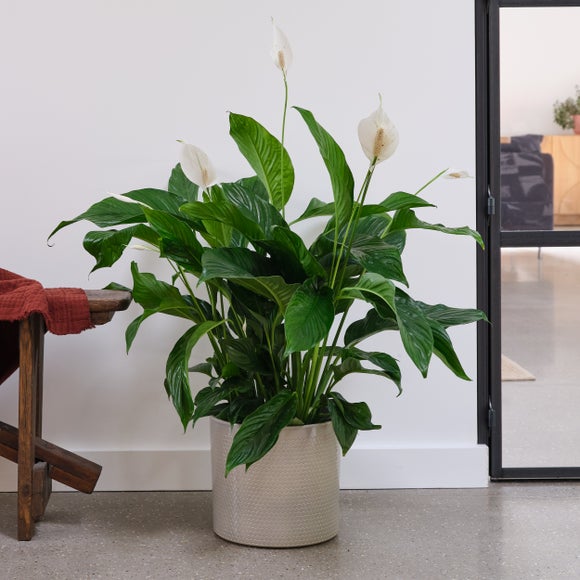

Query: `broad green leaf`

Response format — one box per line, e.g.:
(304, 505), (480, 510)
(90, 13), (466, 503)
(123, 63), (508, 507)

(130, 262), (198, 319)
(294, 107), (354, 229)
(143, 208), (203, 272)
(125, 311), (154, 352)
(327, 395), (357, 455)
(291, 198), (335, 224)
(328, 392), (380, 455)
(344, 308), (398, 347)
(383, 230), (407, 253)
(229, 112), (294, 210)
(168, 163), (199, 202)
(180, 200), (265, 242)
(429, 321), (471, 381)
(349, 235), (408, 286)
(394, 290), (434, 378)
(389, 209), (484, 248)
(332, 357), (402, 391)
(340, 272), (397, 313)
(258, 226), (326, 281)
(223, 338), (271, 374)
(122, 188), (187, 216)
(221, 179), (286, 235)
(285, 280), (335, 354)
(200, 247), (274, 280)
(83, 224), (159, 272)
(347, 347), (401, 391)
(191, 385), (227, 426)
(417, 302), (488, 327)
(225, 390), (297, 473)
(200, 248), (299, 311)
(379, 191), (435, 212)
(188, 362), (214, 376)
(49, 196), (146, 239)
(165, 321), (225, 430)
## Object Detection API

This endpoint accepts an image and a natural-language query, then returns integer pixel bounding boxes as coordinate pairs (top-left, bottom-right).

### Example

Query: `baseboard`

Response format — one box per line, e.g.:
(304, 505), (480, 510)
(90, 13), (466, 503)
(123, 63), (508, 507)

(0, 445), (488, 492)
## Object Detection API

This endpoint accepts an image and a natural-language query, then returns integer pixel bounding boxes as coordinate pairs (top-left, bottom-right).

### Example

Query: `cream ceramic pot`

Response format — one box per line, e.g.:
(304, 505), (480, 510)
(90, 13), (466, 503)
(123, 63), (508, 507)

(210, 417), (340, 548)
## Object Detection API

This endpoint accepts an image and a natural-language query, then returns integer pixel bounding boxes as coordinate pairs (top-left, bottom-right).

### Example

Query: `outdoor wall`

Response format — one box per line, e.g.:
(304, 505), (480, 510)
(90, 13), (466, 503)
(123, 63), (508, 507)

(500, 7), (580, 137)
(0, 0), (486, 491)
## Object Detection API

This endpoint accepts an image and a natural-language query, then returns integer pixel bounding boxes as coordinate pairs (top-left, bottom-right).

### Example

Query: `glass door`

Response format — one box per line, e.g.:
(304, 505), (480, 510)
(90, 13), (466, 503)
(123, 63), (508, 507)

(488, 1), (580, 478)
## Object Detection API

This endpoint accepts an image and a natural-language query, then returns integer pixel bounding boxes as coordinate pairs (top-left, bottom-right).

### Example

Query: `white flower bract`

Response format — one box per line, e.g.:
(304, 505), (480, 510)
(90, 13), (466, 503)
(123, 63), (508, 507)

(180, 143), (216, 189)
(271, 21), (292, 74)
(358, 95), (399, 164)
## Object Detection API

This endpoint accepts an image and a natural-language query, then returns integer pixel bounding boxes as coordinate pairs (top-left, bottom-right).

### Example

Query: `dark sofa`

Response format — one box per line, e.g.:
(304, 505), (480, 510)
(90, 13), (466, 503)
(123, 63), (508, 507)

(500, 134), (554, 231)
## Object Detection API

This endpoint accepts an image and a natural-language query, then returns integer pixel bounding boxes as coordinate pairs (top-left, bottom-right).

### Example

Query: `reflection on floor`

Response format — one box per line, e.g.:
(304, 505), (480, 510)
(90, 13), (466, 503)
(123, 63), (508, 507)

(501, 247), (580, 467)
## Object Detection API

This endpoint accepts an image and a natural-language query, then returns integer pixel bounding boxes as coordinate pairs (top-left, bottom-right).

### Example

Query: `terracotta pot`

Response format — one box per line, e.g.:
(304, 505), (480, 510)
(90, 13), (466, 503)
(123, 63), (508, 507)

(210, 417), (340, 547)
(574, 115), (580, 135)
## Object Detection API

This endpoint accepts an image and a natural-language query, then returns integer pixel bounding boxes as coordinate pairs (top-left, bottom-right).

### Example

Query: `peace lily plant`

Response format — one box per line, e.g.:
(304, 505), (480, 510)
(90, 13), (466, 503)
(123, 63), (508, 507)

(51, 23), (484, 475)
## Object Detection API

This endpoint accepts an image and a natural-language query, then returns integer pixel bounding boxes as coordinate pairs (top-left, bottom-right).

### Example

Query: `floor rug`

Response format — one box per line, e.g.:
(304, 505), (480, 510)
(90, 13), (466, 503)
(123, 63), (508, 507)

(502, 355), (535, 381)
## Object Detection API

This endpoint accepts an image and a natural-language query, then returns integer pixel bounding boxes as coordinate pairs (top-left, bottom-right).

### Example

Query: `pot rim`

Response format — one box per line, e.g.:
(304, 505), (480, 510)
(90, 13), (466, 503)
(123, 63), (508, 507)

(210, 416), (332, 431)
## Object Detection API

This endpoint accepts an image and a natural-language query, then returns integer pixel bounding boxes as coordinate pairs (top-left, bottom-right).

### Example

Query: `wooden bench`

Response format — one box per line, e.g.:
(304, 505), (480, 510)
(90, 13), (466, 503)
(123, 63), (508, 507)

(0, 289), (131, 540)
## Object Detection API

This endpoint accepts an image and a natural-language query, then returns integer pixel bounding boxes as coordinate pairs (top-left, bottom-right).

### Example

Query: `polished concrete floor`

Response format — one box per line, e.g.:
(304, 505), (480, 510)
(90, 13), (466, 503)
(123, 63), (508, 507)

(2, 485), (580, 579)
(501, 248), (580, 467)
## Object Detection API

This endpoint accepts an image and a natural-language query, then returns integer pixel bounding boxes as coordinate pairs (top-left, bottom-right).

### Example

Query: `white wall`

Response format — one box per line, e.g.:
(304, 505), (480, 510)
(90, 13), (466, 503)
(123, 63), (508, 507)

(500, 7), (580, 136)
(0, 0), (486, 491)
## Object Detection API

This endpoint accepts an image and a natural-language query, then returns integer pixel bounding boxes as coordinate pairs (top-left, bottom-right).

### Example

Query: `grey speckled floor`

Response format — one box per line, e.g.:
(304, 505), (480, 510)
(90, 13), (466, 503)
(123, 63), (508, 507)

(2, 484), (580, 579)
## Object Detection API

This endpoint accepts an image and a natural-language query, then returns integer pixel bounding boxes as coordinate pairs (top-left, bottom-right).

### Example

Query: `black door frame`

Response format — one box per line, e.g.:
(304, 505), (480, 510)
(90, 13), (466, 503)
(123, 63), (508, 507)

(476, 0), (580, 479)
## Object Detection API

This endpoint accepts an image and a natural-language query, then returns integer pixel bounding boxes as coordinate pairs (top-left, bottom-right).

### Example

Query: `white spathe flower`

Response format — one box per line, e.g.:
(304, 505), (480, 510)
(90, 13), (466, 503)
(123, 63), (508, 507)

(271, 20), (292, 74)
(180, 143), (216, 189)
(357, 95), (399, 164)
(445, 170), (474, 179)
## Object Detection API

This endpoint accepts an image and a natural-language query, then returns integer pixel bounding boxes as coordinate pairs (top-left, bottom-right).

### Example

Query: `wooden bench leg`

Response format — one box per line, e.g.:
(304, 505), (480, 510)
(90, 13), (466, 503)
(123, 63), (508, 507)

(17, 314), (45, 541)
(32, 462), (52, 521)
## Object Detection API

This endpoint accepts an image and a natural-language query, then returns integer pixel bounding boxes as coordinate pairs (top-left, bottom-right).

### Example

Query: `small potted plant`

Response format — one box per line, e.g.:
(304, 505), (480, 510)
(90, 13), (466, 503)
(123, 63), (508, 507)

(50, 23), (484, 547)
(553, 86), (580, 133)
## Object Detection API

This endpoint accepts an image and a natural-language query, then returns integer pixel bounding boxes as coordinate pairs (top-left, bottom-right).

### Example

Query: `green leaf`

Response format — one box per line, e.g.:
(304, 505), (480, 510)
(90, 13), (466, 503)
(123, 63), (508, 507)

(165, 321), (225, 430)
(429, 321), (471, 381)
(188, 362), (214, 376)
(221, 178), (286, 235)
(344, 308), (398, 347)
(294, 107), (354, 229)
(258, 226), (327, 281)
(328, 392), (380, 455)
(200, 248), (299, 311)
(225, 390), (297, 474)
(389, 209), (484, 248)
(291, 198), (335, 224)
(180, 200), (264, 241)
(394, 290), (434, 378)
(82, 224), (159, 272)
(130, 262), (194, 314)
(347, 348), (402, 391)
(49, 196), (146, 240)
(340, 272), (397, 313)
(122, 188), (187, 216)
(143, 208), (203, 273)
(125, 311), (153, 352)
(223, 338), (271, 374)
(417, 302), (488, 327)
(191, 386), (227, 426)
(168, 164), (199, 202)
(349, 235), (408, 286)
(285, 280), (335, 354)
(354, 215), (392, 238)
(379, 191), (435, 212)
(229, 112), (294, 210)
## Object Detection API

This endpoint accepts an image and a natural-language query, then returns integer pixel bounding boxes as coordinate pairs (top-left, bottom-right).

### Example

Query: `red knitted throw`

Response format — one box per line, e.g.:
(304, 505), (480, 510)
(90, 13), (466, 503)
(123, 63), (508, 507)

(0, 268), (93, 384)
